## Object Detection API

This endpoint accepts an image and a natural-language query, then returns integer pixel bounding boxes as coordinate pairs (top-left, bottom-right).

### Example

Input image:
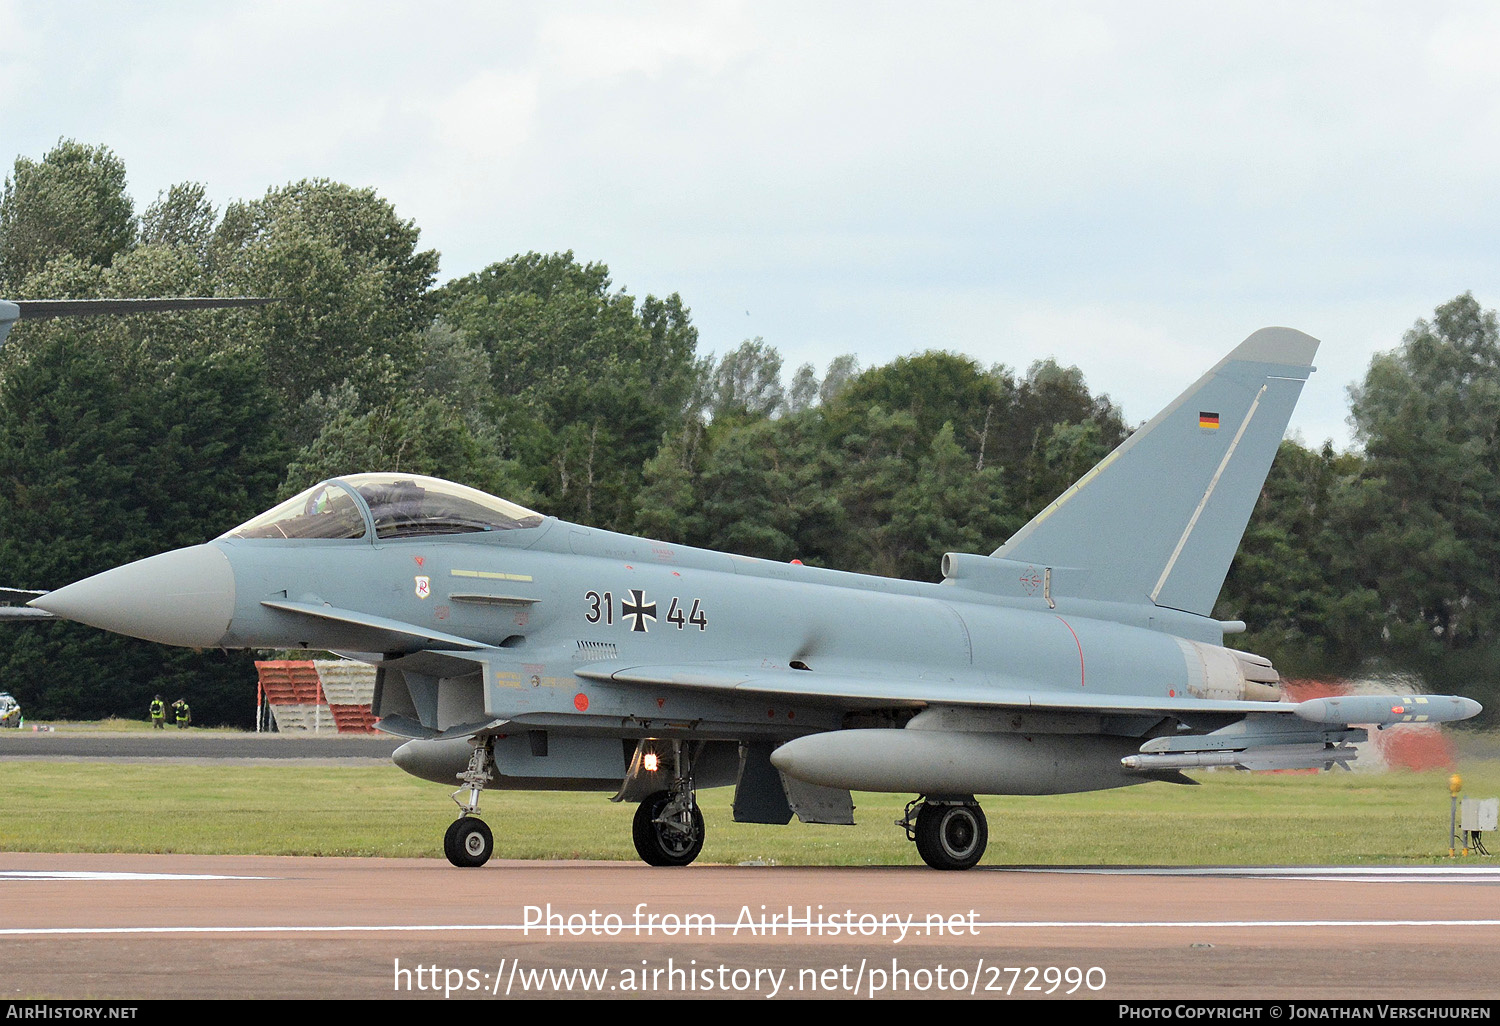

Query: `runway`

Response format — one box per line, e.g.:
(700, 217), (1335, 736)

(0, 730), (402, 761)
(4, 852), (1499, 1000)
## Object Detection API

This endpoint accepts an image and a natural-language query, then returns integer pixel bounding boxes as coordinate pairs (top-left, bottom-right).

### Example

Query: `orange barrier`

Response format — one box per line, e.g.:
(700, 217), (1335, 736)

(255, 660), (325, 705)
(328, 703), (378, 734)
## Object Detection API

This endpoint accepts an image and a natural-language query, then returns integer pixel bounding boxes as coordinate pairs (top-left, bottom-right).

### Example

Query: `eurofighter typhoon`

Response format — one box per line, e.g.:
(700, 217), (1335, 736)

(26, 326), (1482, 869)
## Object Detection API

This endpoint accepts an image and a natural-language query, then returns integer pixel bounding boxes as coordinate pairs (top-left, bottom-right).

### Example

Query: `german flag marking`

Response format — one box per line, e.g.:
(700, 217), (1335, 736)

(1199, 412), (1220, 429)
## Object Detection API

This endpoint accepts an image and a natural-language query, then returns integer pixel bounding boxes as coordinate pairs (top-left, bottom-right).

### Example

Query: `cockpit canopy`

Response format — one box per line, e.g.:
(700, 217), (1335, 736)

(222, 474), (545, 541)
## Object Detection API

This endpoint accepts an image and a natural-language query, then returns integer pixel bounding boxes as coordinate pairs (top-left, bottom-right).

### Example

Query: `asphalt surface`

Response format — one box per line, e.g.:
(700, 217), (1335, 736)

(0, 729), (402, 760)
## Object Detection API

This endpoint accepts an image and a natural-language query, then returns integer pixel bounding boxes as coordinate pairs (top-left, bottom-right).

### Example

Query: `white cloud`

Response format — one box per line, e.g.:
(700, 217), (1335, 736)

(537, 2), (758, 83)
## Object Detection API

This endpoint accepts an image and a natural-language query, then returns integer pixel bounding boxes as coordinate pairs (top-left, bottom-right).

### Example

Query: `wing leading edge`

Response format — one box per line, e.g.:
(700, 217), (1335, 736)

(574, 661), (1480, 725)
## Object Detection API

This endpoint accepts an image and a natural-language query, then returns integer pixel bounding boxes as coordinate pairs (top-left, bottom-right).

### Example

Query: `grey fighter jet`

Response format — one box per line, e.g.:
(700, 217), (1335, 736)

(28, 326), (1482, 869)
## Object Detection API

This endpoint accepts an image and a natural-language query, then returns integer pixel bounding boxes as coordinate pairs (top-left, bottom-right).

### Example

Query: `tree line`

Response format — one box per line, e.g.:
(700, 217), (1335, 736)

(0, 140), (1495, 725)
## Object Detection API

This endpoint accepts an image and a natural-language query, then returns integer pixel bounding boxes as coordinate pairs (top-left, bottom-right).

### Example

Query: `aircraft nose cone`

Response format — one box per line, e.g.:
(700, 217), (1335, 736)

(29, 544), (236, 648)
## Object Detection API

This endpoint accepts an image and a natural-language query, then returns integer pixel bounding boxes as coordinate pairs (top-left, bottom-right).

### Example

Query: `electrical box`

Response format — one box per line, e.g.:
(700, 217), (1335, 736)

(1460, 798), (1498, 833)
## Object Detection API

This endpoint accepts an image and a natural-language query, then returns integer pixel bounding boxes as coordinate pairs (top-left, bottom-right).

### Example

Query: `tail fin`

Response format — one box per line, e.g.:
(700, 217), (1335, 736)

(992, 327), (1318, 616)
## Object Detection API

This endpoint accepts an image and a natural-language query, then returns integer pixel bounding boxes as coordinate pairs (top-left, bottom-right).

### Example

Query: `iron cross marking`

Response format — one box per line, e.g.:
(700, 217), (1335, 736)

(621, 589), (657, 632)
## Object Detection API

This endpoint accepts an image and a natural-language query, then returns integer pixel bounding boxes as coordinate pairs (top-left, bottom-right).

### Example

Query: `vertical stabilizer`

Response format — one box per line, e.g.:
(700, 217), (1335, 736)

(992, 327), (1318, 616)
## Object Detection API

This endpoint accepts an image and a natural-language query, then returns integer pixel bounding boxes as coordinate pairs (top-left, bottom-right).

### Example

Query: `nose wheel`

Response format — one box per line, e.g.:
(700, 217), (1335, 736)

(444, 816), (494, 867)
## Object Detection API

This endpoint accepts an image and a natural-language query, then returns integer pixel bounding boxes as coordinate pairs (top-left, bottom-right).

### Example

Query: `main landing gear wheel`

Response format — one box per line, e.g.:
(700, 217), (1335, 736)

(633, 790), (705, 867)
(444, 816), (494, 868)
(913, 801), (987, 871)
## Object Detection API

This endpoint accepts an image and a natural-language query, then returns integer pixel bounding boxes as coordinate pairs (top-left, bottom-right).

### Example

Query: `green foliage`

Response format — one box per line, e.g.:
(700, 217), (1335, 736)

(0, 140), (136, 289)
(786, 362), (819, 414)
(208, 179), (439, 419)
(688, 411), (845, 562)
(438, 251), (697, 419)
(636, 343), (1113, 580)
(140, 182), (216, 255)
(0, 334), (288, 725)
(1217, 440), (1375, 675)
(438, 251), (699, 530)
(1349, 297), (1500, 643)
(1339, 293), (1500, 704)
(829, 352), (1127, 525)
(284, 393), (527, 504)
(710, 337), (785, 419)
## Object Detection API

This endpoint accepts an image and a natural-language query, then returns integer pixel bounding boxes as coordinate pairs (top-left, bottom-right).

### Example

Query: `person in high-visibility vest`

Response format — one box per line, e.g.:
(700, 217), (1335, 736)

(172, 698), (191, 729)
(149, 695), (166, 729)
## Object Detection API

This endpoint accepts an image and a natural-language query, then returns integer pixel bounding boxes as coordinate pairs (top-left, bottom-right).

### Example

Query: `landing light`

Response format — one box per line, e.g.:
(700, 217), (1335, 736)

(643, 753), (659, 772)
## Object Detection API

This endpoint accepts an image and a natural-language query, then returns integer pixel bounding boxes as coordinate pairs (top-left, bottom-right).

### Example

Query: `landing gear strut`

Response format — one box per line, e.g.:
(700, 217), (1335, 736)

(899, 796), (988, 870)
(632, 742), (705, 866)
(444, 738), (495, 867)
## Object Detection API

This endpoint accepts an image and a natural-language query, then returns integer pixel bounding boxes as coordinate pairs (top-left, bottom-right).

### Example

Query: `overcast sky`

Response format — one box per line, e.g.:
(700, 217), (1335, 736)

(4, 1), (1499, 448)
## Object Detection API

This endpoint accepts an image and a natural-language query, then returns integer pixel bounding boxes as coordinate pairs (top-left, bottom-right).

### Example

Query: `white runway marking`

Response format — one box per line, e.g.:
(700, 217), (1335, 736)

(1, 870), (272, 882)
(1010, 865), (1500, 884)
(5, 918), (1500, 937)
(6, 865), (1497, 938)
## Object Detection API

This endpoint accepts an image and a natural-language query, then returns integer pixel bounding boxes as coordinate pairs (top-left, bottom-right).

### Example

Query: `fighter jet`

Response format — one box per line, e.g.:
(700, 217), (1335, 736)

(26, 326), (1482, 869)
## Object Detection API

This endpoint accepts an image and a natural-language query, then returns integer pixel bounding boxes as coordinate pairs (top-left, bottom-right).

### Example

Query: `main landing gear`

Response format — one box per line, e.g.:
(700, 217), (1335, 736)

(444, 738), (496, 868)
(631, 742), (706, 867)
(899, 796), (988, 871)
(633, 789), (705, 866)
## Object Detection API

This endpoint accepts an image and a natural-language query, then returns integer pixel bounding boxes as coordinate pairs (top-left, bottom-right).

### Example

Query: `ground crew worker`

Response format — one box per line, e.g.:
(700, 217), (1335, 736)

(149, 694), (166, 729)
(172, 698), (190, 729)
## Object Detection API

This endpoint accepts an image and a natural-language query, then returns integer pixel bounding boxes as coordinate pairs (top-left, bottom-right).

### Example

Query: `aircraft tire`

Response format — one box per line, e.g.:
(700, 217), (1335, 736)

(632, 791), (705, 867)
(914, 802), (987, 871)
(445, 816), (494, 868)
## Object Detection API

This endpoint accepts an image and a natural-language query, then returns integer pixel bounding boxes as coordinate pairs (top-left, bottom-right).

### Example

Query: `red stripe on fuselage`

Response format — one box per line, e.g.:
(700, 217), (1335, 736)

(1055, 615), (1084, 688)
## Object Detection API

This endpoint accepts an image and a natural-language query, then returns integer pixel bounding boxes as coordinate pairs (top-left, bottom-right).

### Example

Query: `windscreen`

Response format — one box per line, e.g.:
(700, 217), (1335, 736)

(221, 482), (368, 540)
(345, 474), (544, 539)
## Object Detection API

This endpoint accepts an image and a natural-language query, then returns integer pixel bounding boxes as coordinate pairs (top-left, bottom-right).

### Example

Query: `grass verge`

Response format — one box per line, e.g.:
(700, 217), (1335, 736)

(2, 758), (1496, 865)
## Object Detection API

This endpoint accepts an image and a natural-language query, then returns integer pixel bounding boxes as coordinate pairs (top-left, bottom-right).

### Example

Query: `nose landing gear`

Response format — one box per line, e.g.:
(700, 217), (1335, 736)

(444, 738), (496, 868)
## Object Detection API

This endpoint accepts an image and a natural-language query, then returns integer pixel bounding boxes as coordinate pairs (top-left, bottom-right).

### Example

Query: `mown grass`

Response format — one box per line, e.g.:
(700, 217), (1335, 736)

(2, 757), (1496, 865)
